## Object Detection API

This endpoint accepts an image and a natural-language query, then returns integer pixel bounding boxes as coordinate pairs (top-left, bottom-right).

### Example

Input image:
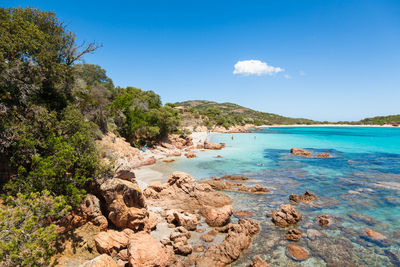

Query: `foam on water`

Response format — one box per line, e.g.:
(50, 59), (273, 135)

(159, 127), (400, 266)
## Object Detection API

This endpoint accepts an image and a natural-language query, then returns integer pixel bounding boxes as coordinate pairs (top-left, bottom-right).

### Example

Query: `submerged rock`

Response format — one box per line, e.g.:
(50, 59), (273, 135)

(184, 150), (196, 158)
(238, 184), (270, 194)
(348, 212), (377, 225)
(270, 204), (302, 227)
(316, 214), (330, 226)
(361, 228), (392, 247)
(233, 210), (254, 218)
(316, 152), (331, 158)
(285, 229), (302, 241)
(290, 148), (312, 157)
(307, 236), (355, 266)
(286, 244), (309, 261)
(289, 190), (317, 203)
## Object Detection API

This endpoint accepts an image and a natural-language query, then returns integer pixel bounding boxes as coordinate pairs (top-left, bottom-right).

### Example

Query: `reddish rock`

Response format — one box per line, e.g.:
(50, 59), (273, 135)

(199, 180), (229, 191)
(184, 150), (196, 158)
(285, 229), (302, 241)
(248, 256), (270, 267)
(216, 155), (223, 158)
(289, 190), (317, 203)
(195, 219), (260, 266)
(290, 148), (312, 157)
(140, 156), (156, 166)
(80, 254), (118, 267)
(204, 140), (225, 150)
(163, 159), (175, 163)
(173, 210), (200, 230)
(218, 175), (249, 181)
(233, 210), (254, 218)
(143, 172), (232, 212)
(94, 229), (133, 256)
(199, 205), (233, 227)
(316, 215), (330, 226)
(238, 184), (270, 194)
(361, 228), (392, 247)
(270, 204), (302, 227)
(200, 233), (214, 242)
(127, 232), (169, 266)
(193, 243), (205, 252)
(170, 226), (193, 255)
(286, 244), (309, 261)
(316, 152), (330, 158)
(148, 211), (158, 230)
(115, 168), (136, 183)
(99, 178), (149, 232)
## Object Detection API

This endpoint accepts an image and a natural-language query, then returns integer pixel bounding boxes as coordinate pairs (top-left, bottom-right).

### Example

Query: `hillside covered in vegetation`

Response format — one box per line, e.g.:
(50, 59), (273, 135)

(175, 100), (319, 128)
(357, 115), (400, 126)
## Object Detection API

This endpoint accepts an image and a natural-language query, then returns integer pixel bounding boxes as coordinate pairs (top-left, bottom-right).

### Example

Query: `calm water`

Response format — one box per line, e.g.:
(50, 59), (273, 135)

(159, 127), (400, 266)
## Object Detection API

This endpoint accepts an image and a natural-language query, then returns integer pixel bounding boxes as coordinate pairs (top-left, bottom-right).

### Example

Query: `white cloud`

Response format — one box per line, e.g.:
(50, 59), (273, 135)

(233, 59), (284, 76)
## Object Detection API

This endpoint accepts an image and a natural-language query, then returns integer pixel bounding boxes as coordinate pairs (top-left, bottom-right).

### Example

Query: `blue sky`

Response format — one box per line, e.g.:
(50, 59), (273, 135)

(3, 0), (400, 121)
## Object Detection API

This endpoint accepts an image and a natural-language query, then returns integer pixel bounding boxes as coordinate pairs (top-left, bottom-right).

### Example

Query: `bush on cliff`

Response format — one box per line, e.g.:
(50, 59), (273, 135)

(0, 191), (71, 267)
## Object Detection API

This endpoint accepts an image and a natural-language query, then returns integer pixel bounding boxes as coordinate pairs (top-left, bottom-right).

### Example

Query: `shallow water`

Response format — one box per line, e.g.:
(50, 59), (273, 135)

(157, 127), (400, 266)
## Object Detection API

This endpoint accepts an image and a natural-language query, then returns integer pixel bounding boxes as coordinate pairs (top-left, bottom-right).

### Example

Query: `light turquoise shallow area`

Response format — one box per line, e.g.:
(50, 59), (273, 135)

(161, 127), (400, 266)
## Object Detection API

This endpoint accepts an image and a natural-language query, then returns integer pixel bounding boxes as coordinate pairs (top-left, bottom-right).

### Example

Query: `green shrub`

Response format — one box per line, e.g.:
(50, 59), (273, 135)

(0, 191), (70, 267)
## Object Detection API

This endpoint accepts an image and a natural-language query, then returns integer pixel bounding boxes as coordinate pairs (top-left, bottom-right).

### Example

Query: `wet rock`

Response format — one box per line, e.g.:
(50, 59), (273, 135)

(361, 228), (392, 247)
(195, 219), (260, 266)
(316, 214), (330, 226)
(306, 229), (327, 240)
(163, 159), (175, 163)
(184, 150), (196, 158)
(385, 249), (400, 266)
(286, 244), (309, 261)
(285, 229), (302, 242)
(80, 254), (118, 267)
(218, 175), (249, 181)
(143, 172), (232, 212)
(307, 236), (355, 266)
(199, 205), (233, 227)
(196, 228), (205, 233)
(127, 232), (169, 266)
(140, 156), (156, 166)
(316, 152), (330, 158)
(204, 140), (225, 150)
(234, 210), (254, 218)
(348, 212), (377, 225)
(94, 229), (134, 255)
(98, 178), (149, 232)
(248, 256), (270, 267)
(289, 190), (317, 203)
(200, 233), (214, 242)
(270, 204), (302, 227)
(290, 148), (312, 157)
(238, 184), (270, 194)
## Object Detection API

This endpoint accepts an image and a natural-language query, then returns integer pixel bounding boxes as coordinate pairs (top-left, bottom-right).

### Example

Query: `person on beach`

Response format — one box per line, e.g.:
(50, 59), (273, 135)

(231, 135), (234, 140)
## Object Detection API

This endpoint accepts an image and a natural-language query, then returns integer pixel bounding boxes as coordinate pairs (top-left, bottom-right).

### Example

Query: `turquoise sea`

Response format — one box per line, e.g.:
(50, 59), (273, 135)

(159, 127), (400, 266)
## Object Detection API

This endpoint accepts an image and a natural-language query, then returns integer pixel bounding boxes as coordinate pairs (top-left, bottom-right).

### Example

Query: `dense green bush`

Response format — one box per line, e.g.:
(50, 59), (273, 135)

(0, 191), (71, 267)
(3, 106), (101, 206)
(111, 86), (180, 145)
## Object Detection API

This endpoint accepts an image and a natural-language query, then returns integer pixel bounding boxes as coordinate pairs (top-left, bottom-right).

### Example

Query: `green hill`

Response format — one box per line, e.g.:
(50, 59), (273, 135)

(174, 100), (319, 127)
(358, 115), (400, 126)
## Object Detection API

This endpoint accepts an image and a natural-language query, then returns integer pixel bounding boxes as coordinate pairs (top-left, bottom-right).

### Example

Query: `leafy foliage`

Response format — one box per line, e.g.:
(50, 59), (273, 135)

(111, 86), (180, 145)
(358, 115), (400, 126)
(2, 106), (100, 206)
(0, 191), (71, 267)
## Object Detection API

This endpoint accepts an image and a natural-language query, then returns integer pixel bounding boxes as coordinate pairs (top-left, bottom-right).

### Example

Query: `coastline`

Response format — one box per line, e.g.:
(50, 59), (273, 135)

(260, 124), (398, 128)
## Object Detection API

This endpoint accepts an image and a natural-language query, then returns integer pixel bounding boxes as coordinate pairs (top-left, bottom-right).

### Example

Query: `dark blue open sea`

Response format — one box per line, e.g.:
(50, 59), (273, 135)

(162, 127), (400, 266)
